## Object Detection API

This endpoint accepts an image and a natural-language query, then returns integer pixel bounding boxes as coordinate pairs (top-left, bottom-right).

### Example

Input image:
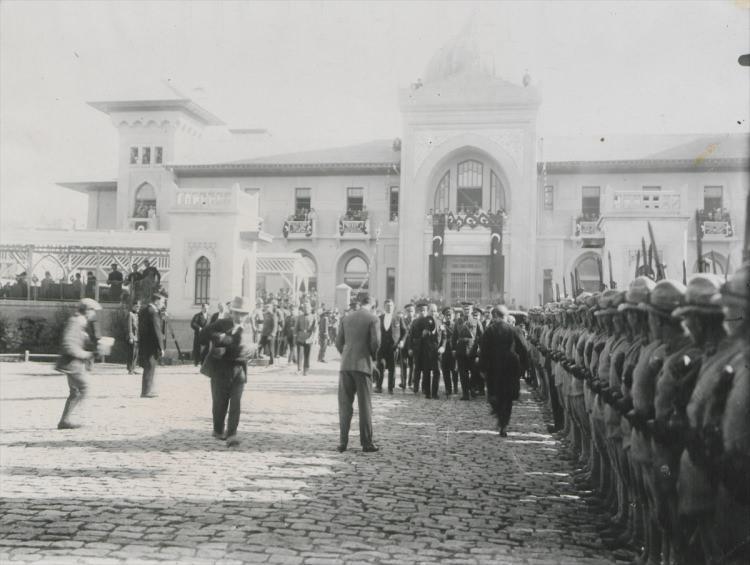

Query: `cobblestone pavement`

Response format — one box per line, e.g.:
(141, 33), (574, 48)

(1, 358), (619, 564)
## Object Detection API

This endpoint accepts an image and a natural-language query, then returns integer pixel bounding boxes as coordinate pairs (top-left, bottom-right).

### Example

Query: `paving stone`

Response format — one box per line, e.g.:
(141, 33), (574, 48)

(0, 361), (619, 564)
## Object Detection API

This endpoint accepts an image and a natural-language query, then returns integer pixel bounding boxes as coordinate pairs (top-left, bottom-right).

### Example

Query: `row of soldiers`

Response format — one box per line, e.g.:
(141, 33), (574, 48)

(526, 264), (749, 565)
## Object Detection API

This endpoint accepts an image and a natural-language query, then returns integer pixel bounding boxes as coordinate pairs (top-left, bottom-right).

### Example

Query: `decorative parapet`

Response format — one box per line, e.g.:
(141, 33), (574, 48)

(173, 188), (235, 212)
(338, 217), (369, 238)
(611, 190), (681, 214)
(283, 218), (314, 239)
(438, 209), (506, 231)
(700, 220), (734, 238)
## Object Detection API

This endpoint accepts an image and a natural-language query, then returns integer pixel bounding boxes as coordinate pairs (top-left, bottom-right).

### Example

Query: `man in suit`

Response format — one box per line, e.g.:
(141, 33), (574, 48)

(335, 294), (381, 453)
(454, 302), (482, 400)
(412, 302), (440, 398)
(295, 301), (317, 375)
(398, 303), (415, 389)
(56, 298), (101, 429)
(439, 307), (458, 395)
(375, 298), (400, 394)
(200, 296), (257, 447)
(259, 302), (277, 365)
(127, 300), (140, 374)
(479, 306), (528, 437)
(138, 293), (165, 398)
(317, 309), (330, 363)
(190, 303), (209, 366)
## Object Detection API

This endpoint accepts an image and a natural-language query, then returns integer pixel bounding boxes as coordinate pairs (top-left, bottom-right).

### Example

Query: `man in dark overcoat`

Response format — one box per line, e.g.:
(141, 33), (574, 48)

(138, 293), (165, 397)
(200, 296), (257, 447)
(480, 305), (528, 436)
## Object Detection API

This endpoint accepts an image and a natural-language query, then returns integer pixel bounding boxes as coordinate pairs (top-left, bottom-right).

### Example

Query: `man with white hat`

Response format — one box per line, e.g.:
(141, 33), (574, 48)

(55, 298), (102, 429)
(200, 296), (257, 447)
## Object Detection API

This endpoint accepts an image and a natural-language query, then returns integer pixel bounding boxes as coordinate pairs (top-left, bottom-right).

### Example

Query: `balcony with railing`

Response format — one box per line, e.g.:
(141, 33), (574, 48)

(698, 209), (734, 239)
(338, 209), (370, 239)
(282, 210), (314, 239)
(572, 214), (605, 247)
(611, 190), (681, 215)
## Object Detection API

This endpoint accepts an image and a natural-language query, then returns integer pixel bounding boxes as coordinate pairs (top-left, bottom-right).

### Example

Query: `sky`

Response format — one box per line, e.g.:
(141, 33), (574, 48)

(1, 0), (748, 229)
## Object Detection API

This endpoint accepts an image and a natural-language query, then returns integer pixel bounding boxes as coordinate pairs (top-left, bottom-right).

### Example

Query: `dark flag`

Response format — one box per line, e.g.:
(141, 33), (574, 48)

(429, 213), (446, 293)
(489, 212), (505, 296)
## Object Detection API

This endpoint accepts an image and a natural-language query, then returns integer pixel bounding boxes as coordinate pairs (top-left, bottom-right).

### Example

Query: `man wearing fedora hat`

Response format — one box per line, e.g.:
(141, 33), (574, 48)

(200, 296), (257, 447)
(55, 298), (102, 429)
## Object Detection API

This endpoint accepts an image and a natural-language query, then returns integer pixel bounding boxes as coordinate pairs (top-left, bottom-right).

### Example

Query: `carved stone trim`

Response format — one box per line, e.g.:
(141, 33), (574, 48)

(413, 129), (524, 174)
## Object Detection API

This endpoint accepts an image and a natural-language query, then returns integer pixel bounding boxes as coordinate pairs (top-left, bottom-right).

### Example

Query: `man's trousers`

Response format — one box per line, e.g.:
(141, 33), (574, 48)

(441, 352), (457, 394)
(59, 369), (89, 426)
(141, 355), (157, 396)
(338, 370), (374, 448)
(376, 346), (396, 391)
(210, 377), (245, 437)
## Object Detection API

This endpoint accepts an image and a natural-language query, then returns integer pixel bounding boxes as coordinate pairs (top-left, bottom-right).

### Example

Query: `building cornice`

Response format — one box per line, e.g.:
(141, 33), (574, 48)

(87, 99), (224, 126)
(167, 162), (401, 178)
(540, 157), (749, 174)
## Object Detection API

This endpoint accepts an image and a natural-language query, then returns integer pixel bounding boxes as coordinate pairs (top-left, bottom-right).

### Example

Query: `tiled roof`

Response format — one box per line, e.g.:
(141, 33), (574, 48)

(228, 139), (400, 166)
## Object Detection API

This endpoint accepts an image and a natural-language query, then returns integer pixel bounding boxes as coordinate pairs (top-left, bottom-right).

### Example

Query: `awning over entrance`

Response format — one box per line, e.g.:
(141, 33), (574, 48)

(256, 252), (315, 302)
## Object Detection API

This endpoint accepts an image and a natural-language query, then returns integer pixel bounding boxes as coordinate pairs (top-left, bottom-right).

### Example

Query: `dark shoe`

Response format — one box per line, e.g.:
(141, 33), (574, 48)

(225, 435), (240, 447)
(388, 389), (393, 394)
(460, 395), (470, 401)
(362, 445), (379, 453)
(57, 422), (81, 430)
(336, 445), (347, 453)
(424, 394), (431, 399)
(141, 393), (158, 398)
(374, 387), (383, 393)
(399, 383), (406, 389)
(499, 428), (508, 438)
(212, 431), (226, 440)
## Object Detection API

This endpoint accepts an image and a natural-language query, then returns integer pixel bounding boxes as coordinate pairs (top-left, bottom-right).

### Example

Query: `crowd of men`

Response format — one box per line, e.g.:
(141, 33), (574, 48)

(525, 265), (749, 565)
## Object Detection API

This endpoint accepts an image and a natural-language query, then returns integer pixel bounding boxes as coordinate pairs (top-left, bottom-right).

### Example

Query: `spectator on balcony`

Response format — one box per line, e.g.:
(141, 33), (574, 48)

(125, 262), (142, 302)
(140, 260), (161, 301)
(85, 271), (97, 298)
(40, 271), (54, 298)
(107, 263), (123, 302)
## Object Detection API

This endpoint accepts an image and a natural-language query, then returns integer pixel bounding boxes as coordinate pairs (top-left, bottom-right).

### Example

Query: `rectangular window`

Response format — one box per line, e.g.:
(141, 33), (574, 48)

(389, 186), (399, 221)
(347, 187), (364, 212)
(642, 185), (661, 208)
(457, 188), (482, 213)
(386, 268), (396, 300)
(703, 186), (723, 212)
(129, 147), (139, 165)
(141, 147), (151, 165)
(295, 188), (311, 217)
(581, 186), (601, 219)
(154, 147), (163, 164)
(543, 185), (554, 211)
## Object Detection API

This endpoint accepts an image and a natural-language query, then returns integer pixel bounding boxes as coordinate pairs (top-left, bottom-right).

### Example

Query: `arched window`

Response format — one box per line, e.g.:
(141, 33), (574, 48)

(344, 255), (369, 291)
(574, 254), (602, 293)
(295, 250), (318, 292)
(194, 256), (210, 305)
(695, 252), (726, 275)
(490, 171), (506, 212)
(457, 160), (483, 213)
(134, 183), (157, 218)
(434, 171), (450, 213)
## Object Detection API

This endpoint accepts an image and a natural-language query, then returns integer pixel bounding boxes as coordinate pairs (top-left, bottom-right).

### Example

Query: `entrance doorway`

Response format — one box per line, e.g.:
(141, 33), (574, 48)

(445, 256), (488, 302)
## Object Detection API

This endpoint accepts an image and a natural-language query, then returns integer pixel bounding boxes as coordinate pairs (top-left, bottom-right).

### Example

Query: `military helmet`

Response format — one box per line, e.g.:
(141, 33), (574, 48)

(672, 274), (723, 318)
(618, 276), (656, 312)
(595, 289), (619, 315)
(639, 279), (686, 316)
(711, 261), (749, 309)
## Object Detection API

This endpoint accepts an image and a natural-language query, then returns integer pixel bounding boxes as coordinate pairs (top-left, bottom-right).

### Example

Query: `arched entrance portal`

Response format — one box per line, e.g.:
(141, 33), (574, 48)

(428, 148), (509, 304)
(337, 250), (370, 302)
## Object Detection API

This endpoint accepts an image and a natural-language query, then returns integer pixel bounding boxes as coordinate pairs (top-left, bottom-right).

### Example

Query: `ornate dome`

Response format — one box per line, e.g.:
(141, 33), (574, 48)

(423, 33), (482, 84)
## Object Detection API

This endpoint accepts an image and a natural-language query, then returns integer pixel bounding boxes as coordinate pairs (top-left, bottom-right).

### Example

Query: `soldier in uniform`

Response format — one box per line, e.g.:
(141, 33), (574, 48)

(713, 262), (750, 564)
(454, 302), (482, 400)
(675, 274), (736, 563)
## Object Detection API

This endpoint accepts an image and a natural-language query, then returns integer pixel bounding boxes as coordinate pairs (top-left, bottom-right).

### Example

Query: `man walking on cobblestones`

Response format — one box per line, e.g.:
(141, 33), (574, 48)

(200, 296), (256, 447)
(55, 298), (101, 429)
(336, 294), (380, 453)
(138, 292), (164, 398)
